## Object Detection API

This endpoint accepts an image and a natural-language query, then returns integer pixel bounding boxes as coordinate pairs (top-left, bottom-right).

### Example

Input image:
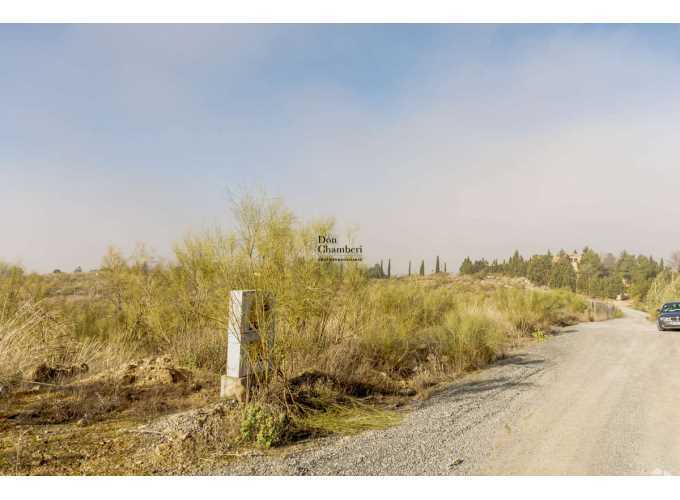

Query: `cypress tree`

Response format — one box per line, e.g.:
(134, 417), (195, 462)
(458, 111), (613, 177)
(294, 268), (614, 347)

(380, 260), (384, 278)
(408, 260), (412, 276)
(419, 260), (425, 276)
(444, 263), (447, 273)
(435, 256), (440, 273)
(387, 259), (391, 279)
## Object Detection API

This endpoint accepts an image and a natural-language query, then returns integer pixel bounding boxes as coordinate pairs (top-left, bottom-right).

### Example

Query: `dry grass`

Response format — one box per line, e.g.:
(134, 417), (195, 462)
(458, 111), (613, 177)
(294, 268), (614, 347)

(300, 401), (403, 436)
(0, 300), (133, 397)
(0, 194), (622, 472)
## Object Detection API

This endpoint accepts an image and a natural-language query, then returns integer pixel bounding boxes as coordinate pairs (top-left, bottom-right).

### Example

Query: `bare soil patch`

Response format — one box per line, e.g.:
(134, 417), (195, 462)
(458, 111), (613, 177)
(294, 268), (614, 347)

(0, 356), (232, 475)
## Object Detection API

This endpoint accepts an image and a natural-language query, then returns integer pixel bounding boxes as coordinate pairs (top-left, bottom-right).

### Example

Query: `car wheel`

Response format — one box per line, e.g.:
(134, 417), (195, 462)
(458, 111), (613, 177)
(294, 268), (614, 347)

(658, 321), (666, 332)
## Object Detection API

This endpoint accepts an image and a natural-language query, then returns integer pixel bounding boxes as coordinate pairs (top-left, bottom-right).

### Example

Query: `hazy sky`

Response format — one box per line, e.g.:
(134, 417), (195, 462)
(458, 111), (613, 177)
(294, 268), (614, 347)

(3, 24), (680, 273)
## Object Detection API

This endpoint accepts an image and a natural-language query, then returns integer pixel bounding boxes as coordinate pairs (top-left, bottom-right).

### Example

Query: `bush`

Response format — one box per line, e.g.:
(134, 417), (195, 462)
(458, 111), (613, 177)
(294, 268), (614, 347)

(240, 403), (289, 448)
(444, 306), (504, 370)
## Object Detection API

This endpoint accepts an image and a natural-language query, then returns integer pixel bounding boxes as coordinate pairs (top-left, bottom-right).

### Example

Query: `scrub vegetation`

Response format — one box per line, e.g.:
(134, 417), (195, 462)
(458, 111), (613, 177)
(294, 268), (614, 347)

(0, 194), (619, 474)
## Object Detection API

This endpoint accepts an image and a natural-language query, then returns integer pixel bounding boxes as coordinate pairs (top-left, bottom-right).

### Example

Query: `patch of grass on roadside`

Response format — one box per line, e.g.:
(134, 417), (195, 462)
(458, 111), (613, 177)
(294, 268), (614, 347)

(299, 401), (403, 436)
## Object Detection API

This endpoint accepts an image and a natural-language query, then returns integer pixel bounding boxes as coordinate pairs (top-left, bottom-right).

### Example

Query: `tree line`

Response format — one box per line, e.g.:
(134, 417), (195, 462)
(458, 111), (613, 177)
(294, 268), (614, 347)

(367, 257), (447, 279)
(459, 248), (665, 301)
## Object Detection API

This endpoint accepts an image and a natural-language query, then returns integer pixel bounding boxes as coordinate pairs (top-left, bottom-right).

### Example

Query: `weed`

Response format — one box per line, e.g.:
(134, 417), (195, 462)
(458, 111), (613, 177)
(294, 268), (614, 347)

(240, 403), (288, 449)
(532, 330), (546, 342)
(300, 402), (402, 436)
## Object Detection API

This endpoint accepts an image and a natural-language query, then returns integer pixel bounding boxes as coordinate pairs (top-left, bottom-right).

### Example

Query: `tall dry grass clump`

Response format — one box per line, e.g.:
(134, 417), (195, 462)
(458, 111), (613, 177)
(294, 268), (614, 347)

(0, 301), (110, 390)
(0, 301), (62, 385)
(0, 264), (132, 391)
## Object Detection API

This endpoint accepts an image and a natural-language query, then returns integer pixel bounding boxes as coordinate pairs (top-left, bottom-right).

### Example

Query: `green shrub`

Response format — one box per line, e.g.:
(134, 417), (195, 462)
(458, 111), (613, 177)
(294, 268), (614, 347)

(240, 403), (289, 448)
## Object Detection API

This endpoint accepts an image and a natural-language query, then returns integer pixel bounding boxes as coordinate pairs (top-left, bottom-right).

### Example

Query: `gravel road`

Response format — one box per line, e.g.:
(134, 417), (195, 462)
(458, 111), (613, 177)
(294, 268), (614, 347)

(222, 307), (680, 475)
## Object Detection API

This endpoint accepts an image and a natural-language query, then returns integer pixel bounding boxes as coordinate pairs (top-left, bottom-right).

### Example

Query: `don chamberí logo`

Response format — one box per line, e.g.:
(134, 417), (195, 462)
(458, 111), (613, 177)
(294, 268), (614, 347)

(317, 235), (363, 262)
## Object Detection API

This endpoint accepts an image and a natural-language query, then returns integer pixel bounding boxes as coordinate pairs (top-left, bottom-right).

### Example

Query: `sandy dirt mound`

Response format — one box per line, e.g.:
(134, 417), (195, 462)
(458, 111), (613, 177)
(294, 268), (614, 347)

(134, 401), (242, 472)
(82, 356), (194, 388)
(141, 401), (238, 441)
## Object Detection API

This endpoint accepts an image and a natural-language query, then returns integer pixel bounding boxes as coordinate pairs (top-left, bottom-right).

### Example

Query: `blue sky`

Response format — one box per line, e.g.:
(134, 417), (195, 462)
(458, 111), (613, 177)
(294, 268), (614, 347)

(3, 24), (680, 272)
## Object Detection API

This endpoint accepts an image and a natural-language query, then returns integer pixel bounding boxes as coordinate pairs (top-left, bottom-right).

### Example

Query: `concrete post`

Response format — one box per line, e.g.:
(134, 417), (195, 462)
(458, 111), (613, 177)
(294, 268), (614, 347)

(220, 290), (275, 401)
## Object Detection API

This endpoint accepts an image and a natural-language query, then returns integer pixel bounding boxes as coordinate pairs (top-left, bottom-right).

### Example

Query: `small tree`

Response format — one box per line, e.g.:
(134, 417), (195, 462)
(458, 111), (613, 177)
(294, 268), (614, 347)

(419, 260), (425, 276)
(508, 250), (527, 277)
(527, 254), (552, 286)
(408, 260), (412, 276)
(549, 257), (577, 291)
(459, 257), (474, 275)
(367, 263), (384, 278)
(444, 263), (447, 273)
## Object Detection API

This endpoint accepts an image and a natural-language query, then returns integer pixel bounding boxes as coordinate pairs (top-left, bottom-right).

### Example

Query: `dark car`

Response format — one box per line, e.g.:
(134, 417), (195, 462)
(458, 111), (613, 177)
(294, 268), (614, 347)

(656, 302), (680, 331)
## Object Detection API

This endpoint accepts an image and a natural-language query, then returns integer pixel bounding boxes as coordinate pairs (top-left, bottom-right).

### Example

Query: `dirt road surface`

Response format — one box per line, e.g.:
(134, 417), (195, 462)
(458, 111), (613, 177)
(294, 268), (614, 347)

(223, 307), (680, 475)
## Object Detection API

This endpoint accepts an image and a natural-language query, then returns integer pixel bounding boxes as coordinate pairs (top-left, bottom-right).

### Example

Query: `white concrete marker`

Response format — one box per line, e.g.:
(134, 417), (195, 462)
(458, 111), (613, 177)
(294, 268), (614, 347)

(221, 290), (275, 401)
